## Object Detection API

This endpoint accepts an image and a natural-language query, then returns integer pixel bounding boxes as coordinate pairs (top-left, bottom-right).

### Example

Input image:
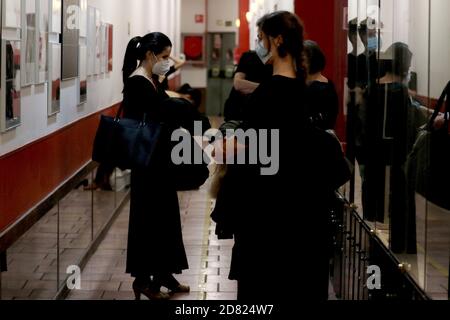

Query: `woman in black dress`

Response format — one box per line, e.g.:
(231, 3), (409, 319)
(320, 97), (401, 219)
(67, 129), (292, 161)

(121, 33), (190, 300)
(303, 40), (339, 130)
(216, 11), (349, 302)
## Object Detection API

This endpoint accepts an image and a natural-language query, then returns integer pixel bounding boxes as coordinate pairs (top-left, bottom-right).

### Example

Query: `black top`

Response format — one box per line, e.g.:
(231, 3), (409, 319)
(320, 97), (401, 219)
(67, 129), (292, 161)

(305, 81), (339, 130)
(224, 51), (273, 122)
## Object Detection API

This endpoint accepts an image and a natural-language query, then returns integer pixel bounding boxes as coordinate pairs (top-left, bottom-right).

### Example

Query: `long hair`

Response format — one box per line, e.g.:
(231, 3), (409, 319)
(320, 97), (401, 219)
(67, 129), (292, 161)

(122, 32), (172, 84)
(260, 11), (305, 80)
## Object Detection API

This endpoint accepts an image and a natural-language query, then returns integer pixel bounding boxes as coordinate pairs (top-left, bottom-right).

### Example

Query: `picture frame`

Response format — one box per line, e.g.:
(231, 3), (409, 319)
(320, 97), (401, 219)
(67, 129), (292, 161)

(61, 0), (79, 80)
(1, 39), (22, 132)
(181, 33), (206, 65)
(47, 42), (61, 116)
(107, 23), (113, 72)
(3, 0), (22, 29)
(36, 0), (49, 84)
(87, 6), (96, 76)
(79, 0), (87, 38)
(50, 0), (61, 34)
(78, 45), (87, 104)
(21, 0), (37, 87)
(94, 8), (101, 75)
(100, 22), (107, 74)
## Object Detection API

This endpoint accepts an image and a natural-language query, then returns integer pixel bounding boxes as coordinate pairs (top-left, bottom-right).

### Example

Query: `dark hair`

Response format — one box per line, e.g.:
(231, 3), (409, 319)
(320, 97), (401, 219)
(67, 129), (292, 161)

(260, 11), (305, 79)
(303, 40), (326, 75)
(122, 32), (172, 84)
(381, 42), (413, 78)
(256, 15), (266, 29)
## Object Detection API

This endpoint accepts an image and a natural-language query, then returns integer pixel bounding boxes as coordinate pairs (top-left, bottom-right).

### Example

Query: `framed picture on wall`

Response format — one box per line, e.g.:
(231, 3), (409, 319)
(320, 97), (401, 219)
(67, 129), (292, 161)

(100, 22), (107, 74)
(94, 8), (101, 75)
(79, 0), (87, 38)
(36, 0), (49, 84)
(182, 34), (205, 65)
(107, 23), (113, 72)
(78, 45), (87, 104)
(1, 40), (22, 132)
(3, 0), (22, 29)
(21, 0), (37, 87)
(48, 42), (61, 115)
(87, 6), (96, 76)
(50, 0), (61, 34)
(61, 0), (79, 80)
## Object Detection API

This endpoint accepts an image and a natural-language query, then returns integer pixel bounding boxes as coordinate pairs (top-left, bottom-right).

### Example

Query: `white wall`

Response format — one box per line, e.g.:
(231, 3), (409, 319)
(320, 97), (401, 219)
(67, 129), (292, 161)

(0, 0), (181, 157)
(207, 0), (238, 33)
(180, 0), (207, 88)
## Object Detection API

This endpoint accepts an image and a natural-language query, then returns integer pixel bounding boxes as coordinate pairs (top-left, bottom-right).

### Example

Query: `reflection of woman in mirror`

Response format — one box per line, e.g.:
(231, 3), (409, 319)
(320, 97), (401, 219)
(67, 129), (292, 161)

(364, 42), (427, 254)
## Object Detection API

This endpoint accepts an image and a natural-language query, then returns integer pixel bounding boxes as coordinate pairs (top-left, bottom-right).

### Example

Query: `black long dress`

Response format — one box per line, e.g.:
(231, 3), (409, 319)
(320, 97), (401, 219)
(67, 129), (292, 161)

(122, 74), (189, 278)
(229, 75), (348, 302)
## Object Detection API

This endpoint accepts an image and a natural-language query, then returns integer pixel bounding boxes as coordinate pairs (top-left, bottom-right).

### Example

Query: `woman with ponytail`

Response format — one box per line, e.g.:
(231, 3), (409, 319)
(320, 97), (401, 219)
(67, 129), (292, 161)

(121, 32), (190, 300)
(220, 12), (345, 302)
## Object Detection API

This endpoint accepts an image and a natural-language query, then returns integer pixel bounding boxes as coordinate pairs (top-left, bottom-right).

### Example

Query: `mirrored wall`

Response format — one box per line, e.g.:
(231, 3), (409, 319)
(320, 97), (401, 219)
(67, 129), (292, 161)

(345, 0), (449, 300)
(0, 166), (129, 300)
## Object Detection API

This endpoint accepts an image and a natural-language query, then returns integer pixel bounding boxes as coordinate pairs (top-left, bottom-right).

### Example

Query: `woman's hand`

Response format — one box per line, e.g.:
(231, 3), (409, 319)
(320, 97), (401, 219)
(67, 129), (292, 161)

(212, 137), (247, 164)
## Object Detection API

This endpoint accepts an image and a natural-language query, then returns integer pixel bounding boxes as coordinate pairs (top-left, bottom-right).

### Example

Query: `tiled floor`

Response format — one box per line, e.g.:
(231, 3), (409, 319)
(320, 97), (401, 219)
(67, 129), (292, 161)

(66, 181), (239, 300)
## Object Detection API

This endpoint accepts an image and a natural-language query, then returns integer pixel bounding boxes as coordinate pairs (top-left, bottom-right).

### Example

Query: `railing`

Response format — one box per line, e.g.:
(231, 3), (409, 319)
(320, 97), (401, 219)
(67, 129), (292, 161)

(330, 193), (430, 301)
(0, 162), (130, 300)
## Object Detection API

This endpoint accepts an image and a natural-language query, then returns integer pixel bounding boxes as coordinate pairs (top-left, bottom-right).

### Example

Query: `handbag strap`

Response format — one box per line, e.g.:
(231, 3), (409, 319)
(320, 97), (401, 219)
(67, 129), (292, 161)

(428, 81), (450, 129)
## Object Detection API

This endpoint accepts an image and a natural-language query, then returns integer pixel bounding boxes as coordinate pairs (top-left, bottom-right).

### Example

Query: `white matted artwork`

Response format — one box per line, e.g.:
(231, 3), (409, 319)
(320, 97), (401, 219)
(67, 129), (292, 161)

(36, 0), (49, 84)
(50, 0), (61, 34)
(87, 6), (96, 75)
(21, 0), (37, 87)
(79, 0), (87, 38)
(3, 0), (22, 29)
(48, 42), (61, 115)
(100, 22), (107, 73)
(1, 40), (22, 132)
(94, 8), (101, 75)
(78, 45), (87, 104)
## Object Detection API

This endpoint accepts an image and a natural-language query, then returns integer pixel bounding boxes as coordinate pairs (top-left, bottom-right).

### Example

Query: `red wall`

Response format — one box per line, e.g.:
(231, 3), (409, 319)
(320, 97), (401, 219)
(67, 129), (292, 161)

(295, 0), (348, 140)
(0, 105), (119, 233)
(237, 0), (251, 61)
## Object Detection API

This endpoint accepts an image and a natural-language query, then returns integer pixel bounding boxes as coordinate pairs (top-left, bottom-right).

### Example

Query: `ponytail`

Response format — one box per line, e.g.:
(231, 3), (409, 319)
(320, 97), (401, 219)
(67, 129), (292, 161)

(122, 36), (142, 84)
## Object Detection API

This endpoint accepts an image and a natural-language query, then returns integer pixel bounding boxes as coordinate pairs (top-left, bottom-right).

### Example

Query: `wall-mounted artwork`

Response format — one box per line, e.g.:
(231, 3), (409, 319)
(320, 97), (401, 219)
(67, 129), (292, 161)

(87, 6), (96, 76)
(37, 0), (49, 84)
(79, 0), (87, 38)
(48, 43), (61, 115)
(50, 0), (61, 34)
(61, 0), (79, 80)
(78, 45), (87, 104)
(94, 8), (101, 75)
(100, 22), (107, 73)
(21, 0), (37, 87)
(1, 40), (22, 132)
(107, 23), (113, 72)
(3, 0), (22, 29)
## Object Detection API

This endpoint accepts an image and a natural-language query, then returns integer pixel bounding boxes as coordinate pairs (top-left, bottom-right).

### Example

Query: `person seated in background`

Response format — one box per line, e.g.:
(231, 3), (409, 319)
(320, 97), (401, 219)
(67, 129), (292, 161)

(303, 40), (339, 130)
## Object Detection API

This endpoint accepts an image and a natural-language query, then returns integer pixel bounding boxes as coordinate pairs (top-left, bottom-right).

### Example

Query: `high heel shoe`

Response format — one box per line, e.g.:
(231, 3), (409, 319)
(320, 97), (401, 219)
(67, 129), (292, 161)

(132, 281), (170, 300)
(169, 284), (190, 294)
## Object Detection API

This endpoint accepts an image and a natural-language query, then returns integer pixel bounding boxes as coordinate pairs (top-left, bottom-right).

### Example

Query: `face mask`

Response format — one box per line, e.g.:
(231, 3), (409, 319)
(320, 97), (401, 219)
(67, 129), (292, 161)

(152, 54), (171, 76)
(367, 36), (379, 51)
(255, 40), (272, 65)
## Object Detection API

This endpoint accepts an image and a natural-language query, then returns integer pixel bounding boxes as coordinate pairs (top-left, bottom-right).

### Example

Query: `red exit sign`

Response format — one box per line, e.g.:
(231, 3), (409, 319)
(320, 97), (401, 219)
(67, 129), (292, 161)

(195, 14), (204, 23)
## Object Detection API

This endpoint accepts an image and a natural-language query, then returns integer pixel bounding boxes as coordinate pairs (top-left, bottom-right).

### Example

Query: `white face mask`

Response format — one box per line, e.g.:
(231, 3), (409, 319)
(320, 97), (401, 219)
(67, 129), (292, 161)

(255, 40), (272, 65)
(152, 54), (171, 76)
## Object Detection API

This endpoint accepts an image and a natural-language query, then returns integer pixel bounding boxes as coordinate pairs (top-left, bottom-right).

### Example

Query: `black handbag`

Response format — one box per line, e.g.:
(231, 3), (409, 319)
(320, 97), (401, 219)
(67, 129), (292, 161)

(92, 104), (162, 170)
(408, 81), (450, 210)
